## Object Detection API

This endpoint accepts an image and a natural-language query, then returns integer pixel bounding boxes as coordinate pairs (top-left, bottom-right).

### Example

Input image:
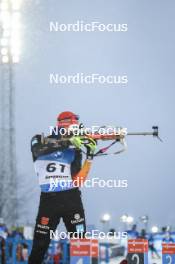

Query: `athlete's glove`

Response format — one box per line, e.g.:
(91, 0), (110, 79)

(69, 136), (84, 149)
(85, 138), (97, 160)
(70, 136), (97, 159)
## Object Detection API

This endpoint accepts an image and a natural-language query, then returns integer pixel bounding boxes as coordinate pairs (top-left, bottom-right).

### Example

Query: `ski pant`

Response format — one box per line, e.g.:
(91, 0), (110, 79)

(28, 188), (86, 264)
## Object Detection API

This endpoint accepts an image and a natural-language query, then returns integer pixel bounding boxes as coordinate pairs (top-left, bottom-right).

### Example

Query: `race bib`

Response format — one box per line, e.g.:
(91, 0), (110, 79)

(34, 149), (75, 192)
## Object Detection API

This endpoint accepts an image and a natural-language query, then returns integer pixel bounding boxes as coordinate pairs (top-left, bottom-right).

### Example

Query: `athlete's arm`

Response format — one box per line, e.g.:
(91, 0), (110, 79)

(31, 134), (63, 161)
(71, 137), (96, 185)
(72, 158), (92, 184)
(71, 149), (82, 176)
(31, 135), (43, 161)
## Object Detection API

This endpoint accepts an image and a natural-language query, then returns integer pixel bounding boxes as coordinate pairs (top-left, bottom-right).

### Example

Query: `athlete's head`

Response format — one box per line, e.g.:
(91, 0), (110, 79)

(57, 111), (79, 129)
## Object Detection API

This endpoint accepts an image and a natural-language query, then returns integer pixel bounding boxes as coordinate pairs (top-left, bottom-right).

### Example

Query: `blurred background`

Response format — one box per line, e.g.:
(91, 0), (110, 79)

(0, 0), (175, 242)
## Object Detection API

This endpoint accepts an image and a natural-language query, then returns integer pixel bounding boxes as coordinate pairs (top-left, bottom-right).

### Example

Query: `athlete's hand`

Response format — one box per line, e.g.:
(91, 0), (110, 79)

(85, 138), (97, 159)
(70, 136), (97, 158)
(69, 136), (83, 149)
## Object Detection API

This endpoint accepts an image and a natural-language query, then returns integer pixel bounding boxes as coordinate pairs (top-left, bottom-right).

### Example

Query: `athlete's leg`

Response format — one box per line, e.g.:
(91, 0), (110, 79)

(63, 209), (86, 237)
(62, 191), (86, 237)
(28, 196), (60, 264)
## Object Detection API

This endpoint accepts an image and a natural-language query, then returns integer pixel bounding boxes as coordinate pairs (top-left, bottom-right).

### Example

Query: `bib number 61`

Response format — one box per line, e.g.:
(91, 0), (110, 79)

(46, 162), (65, 173)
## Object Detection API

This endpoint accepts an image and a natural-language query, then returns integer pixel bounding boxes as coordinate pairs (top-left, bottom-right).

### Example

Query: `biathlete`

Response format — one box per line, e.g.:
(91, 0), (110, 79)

(28, 111), (96, 264)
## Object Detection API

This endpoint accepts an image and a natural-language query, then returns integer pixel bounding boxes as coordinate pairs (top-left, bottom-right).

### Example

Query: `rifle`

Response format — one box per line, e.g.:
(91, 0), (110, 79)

(41, 126), (161, 157)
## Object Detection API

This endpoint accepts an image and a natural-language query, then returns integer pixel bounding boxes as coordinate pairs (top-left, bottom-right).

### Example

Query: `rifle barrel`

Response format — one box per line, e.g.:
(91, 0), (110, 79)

(127, 132), (154, 136)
